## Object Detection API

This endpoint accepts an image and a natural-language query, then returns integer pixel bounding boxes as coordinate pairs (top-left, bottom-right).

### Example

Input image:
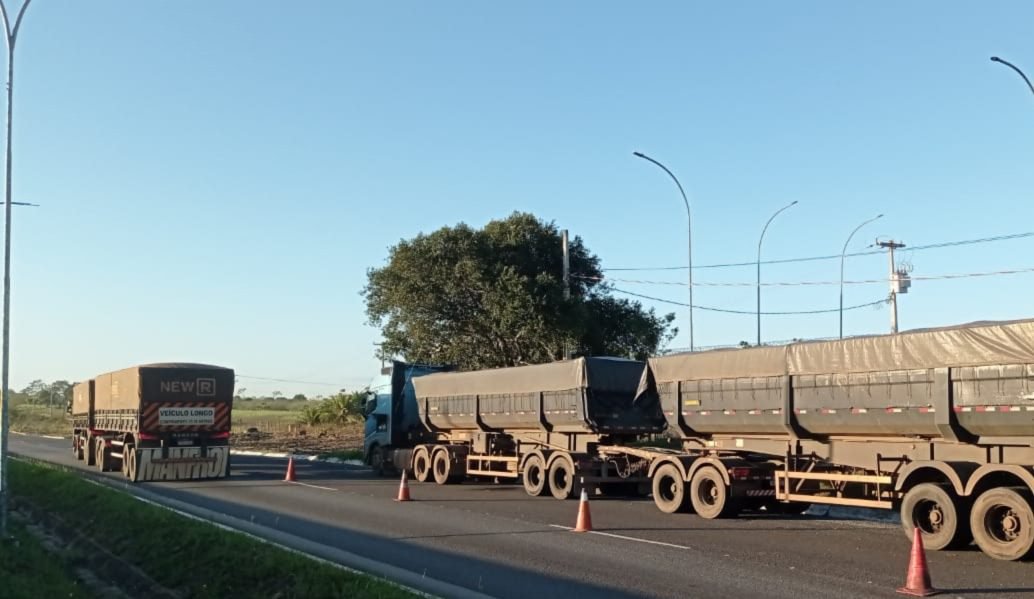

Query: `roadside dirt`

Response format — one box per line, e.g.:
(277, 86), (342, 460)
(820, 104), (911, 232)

(230, 423), (364, 456)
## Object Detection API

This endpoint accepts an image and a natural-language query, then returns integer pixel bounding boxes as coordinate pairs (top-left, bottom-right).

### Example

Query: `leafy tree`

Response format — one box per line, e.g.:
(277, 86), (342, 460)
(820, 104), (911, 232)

(291, 393), (307, 401)
(362, 211), (677, 370)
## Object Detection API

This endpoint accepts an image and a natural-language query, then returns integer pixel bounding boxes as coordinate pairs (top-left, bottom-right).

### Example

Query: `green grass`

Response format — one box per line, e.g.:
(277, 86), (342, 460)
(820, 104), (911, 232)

(10, 403), (69, 437)
(318, 449), (364, 461)
(9, 459), (420, 599)
(0, 520), (96, 599)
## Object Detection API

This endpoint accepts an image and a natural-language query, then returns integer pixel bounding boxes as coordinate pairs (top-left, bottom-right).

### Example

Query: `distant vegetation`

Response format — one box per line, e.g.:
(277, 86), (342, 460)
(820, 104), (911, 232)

(295, 390), (370, 426)
(362, 211), (678, 371)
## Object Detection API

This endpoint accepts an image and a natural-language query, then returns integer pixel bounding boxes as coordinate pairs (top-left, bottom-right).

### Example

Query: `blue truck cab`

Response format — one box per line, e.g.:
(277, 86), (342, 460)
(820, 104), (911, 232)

(363, 360), (451, 475)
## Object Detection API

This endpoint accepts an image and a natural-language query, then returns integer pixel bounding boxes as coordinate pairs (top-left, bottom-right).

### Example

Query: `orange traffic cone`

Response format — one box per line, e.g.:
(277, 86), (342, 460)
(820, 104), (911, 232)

(284, 457), (297, 482)
(572, 487), (593, 532)
(897, 527), (940, 596)
(395, 469), (412, 502)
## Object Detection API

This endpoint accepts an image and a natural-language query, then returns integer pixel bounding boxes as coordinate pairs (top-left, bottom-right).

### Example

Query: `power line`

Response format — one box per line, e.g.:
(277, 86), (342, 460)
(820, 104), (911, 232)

(602, 230), (1034, 272)
(235, 374), (361, 388)
(611, 287), (889, 315)
(579, 265), (1034, 288)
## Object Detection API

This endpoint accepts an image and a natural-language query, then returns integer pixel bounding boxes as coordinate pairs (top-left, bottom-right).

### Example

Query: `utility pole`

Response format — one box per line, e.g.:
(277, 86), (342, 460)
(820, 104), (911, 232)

(562, 229), (571, 360)
(0, 0), (32, 539)
(877, 240), (907, 334)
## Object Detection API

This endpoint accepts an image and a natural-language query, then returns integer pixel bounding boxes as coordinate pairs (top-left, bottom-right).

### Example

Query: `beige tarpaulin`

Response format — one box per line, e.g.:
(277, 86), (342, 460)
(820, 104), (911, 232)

(412, 356), (644, 398)
(789, 318), (1034, 375)
(637, 318), (1034, 399)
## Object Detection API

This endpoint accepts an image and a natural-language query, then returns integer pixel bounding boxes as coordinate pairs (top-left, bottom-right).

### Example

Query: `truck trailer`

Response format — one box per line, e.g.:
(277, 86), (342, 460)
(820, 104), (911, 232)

(71, 362), (235, 482)
(364, 356), (666, 498)
(602, 317), (1034, 561)
(367, 318), (1034, 562)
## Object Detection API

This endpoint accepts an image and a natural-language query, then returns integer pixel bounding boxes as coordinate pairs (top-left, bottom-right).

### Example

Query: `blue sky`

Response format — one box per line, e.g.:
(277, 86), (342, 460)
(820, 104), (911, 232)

(8, 1), (1034, 396)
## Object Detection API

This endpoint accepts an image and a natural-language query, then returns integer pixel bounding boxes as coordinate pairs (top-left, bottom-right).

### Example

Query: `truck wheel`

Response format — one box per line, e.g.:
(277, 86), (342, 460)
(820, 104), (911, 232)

(413, 447), (431, 483)
(369, 445), (386, 477)
(522, 455), (547, 497)
(432, 450), (454, 485)
(96, 441), (109, 472)
(970, 487), (1034, 561)
(900, 483), (971, 551)
(122, 445), (135, 480)
(548, 457), (576, 500)
(652, 463), (691, 513)
(690, 467), (739, 519)
(86, 435), (96, 466)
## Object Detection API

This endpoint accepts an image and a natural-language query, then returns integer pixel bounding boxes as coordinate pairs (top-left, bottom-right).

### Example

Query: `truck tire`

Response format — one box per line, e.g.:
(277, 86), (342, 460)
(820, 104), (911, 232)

(413, 447), (432, 483)
(900, 483), (971, 551)
(86, 435), (96, 466)
(548, 456), (576, 500)
(96, 441), (110, 472)
(690, 467), (739, 519)
(432, 450), (456, 485)
(522, 455), (547, 497)
(123, 445), (138, 481)
(368, 445), (387, 477)
(970, 487), (1034, 561)
(652, 463), (691, 513)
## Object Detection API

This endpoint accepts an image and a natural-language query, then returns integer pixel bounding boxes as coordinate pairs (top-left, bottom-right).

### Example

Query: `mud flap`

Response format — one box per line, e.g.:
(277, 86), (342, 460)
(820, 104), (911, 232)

(135, 446), (230, 481)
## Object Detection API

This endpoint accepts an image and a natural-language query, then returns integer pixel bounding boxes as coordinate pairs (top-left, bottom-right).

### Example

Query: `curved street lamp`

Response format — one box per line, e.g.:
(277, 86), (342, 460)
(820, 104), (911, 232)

(0, 0), (32, 538)
(991, 56), (1034, 99)
(633, 151), (694, 352)
(839, 214), (883, 339)
(756, 200), (797, 346)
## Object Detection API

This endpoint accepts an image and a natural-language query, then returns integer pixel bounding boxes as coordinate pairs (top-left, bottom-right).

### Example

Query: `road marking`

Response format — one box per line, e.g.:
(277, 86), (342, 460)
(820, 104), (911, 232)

(549, 524), (691, 550)
(290, 481), (337, 491)
(41, 435), (65, 440)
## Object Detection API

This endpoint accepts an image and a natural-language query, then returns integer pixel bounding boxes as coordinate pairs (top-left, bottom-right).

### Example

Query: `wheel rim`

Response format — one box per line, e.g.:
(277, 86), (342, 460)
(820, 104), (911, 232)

(697, 478), (719, 508)
(527, 461), (542, 489)
(435, 455), (447, 478)
(658, 473), (678, 504)
(552, 463), (569, 491)
(986, 504), (1024, 544)
(914, 499), (947, 535)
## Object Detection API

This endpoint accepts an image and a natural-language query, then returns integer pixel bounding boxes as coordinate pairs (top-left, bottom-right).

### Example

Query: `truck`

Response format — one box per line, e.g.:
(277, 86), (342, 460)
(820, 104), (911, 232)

(363, 356), (666, 497)
(366, 318), (1034, 562)
(71, 362), (235, 482)
(598, 317), (1034, 562)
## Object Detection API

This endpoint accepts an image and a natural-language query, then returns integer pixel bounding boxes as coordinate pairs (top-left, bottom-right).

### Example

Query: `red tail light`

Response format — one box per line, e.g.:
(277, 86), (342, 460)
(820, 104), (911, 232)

(209, 432), (230, 439)
(729, 467), (753, 480)
(138, 432), (159, 441)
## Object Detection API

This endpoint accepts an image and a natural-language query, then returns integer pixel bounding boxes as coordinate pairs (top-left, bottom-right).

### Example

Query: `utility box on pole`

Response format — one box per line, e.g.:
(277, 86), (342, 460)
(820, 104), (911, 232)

(877, 239), (907, 333)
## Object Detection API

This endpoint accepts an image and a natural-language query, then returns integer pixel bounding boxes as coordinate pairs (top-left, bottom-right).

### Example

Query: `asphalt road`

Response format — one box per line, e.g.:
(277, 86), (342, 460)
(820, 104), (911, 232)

(11, 434), (1034, 599)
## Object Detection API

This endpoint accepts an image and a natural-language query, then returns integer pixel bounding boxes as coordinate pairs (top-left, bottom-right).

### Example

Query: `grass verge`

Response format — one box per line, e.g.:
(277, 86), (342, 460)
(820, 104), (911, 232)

(9, 459), (420, 599)
(318, 448), (364, 461)
(10, 403), (69, 436)
(0, 519), (96, 599)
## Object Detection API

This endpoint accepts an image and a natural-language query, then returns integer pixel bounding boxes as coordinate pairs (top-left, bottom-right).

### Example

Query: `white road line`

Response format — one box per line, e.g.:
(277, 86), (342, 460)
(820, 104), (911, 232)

(548, 524), (692, 550)
(291, 481), (337, 491)
(41, 435), (65, 440)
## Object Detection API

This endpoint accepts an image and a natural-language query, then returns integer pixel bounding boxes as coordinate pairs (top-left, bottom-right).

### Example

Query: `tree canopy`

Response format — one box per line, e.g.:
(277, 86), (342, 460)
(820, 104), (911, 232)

(362, 211), (677, 370)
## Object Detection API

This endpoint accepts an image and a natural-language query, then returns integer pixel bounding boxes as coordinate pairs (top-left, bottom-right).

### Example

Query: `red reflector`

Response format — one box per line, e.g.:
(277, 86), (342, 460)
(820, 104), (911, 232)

(209, 432), (230, 439)
(729, 467), (752, 480)
(137, 432), (159, 440)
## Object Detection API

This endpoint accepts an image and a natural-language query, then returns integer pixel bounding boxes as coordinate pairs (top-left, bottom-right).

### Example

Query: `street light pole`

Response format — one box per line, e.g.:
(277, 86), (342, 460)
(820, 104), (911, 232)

(633, 151), (694, 352)
(839, 214), (883, 339)
(756, 200), (797, 346)
(991, 56), (1034, 99)
(0, 0), (32, 538)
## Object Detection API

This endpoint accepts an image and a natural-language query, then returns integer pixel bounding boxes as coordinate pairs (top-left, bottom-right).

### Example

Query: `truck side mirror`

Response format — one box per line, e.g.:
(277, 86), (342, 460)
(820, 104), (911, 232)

(364, 396), (377, 417)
